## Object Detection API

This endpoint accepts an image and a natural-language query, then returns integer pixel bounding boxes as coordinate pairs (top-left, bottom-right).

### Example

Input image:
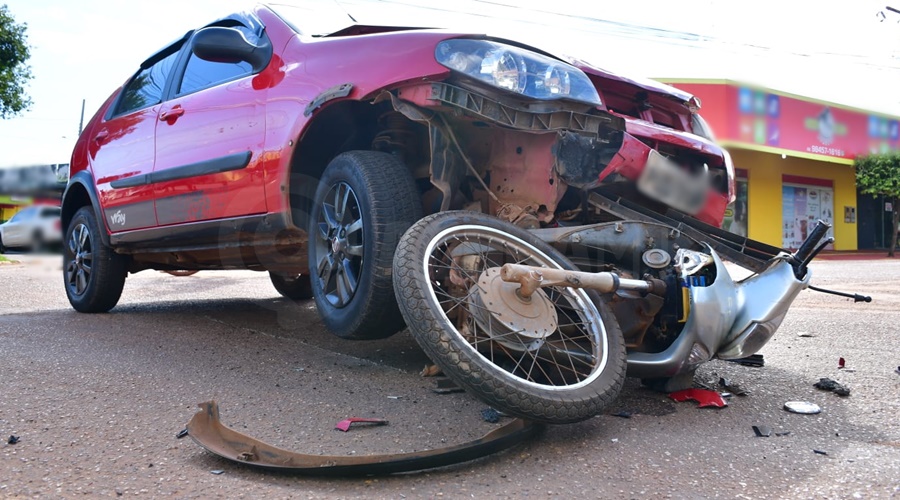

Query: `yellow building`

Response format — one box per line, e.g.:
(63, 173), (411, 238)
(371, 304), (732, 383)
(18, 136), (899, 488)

(662, 80), (900, 251)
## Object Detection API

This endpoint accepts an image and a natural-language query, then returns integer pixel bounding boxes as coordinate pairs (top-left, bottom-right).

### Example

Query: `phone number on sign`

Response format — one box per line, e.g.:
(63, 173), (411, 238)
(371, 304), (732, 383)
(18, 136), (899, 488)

(807, 145), (845, 156)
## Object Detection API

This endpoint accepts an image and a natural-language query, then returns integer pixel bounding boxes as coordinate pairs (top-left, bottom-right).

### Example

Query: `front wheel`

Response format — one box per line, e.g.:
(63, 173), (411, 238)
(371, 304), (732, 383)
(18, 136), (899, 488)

(308, 151), (421, 340)
(63, 207), (127, 313)
(393, 212), (626, 424)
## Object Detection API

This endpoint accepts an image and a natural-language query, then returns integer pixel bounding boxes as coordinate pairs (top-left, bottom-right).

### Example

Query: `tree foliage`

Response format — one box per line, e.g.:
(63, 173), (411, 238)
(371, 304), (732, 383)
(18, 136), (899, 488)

(854, 152), (900, 256)
(0, 4), (32, 118)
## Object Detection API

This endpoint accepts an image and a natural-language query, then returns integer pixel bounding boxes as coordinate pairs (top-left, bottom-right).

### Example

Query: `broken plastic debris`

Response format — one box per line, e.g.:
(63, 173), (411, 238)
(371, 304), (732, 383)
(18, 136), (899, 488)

(420, 364), (442, 377)
(718, 377), (748, 396)
(725, 354), (764, 367)
(335, 418), (389, 432)
(784, 401), (821, 414)
(432, 378), (464, 394)
(838, 357), (846, 369)
(210, 470), (225, 475)
(752, 425), (772, 437)
(481, 408), (501, 423)
(668, 388), (727, 408)
(175, 428), (189, 439)
(814, 378), (850, 397)
(798, 332), (815, 338)
(775, 431), (791, 436)
(7, 435), (19, 445)
(813, 449), (828, 456)
(612, 411), (632, 419)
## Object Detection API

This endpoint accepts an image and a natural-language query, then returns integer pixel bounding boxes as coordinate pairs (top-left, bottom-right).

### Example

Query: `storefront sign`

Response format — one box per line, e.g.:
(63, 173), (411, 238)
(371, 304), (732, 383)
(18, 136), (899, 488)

(669, 82), (900, 161)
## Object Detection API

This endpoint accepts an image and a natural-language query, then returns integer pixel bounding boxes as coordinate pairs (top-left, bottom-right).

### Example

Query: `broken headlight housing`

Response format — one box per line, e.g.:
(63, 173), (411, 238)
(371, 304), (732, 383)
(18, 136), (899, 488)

(435, 39), (602, 106)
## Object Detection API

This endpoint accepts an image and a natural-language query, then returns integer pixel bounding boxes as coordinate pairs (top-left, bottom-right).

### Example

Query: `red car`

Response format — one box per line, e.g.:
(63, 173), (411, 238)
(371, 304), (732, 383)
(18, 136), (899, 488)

(62, 5), (735, 422)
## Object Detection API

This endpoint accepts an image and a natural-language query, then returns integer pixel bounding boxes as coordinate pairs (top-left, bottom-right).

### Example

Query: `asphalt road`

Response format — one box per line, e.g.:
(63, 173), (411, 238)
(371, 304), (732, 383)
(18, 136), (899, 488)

(1, 253), (898, 498)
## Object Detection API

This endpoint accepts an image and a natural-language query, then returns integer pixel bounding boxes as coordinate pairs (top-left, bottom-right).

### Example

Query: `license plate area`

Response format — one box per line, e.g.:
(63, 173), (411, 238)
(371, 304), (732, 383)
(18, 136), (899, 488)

(636, 150), (709, 215)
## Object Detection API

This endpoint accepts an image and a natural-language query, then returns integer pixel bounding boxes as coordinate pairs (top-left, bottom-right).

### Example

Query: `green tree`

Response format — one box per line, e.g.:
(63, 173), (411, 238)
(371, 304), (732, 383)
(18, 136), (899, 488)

(0, 4), (32, 118)
(854, 152), (900, 257)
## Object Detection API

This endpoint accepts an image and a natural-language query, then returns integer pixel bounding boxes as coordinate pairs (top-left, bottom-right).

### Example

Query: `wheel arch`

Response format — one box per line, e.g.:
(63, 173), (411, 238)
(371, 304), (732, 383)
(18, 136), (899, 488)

(61, 171), (110, 247)
(286, 99), (426, 229)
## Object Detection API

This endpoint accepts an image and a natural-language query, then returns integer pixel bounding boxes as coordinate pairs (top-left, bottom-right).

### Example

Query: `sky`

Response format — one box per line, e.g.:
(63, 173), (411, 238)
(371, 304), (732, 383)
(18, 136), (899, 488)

(1, 0), (898, 167)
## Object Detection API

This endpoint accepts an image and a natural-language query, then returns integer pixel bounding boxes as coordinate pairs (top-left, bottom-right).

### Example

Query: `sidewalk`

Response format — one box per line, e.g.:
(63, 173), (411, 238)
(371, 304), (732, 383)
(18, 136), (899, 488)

(816, 250), (900, 260)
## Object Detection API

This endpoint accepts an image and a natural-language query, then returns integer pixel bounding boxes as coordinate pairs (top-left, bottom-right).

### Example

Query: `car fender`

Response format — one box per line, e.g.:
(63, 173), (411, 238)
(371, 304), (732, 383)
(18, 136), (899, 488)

(61, 170), (111, 247)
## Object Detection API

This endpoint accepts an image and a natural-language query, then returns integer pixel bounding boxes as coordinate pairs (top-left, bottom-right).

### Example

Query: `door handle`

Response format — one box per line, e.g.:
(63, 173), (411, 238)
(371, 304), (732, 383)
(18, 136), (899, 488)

(93, 130), (109, 142)
(159, 107), (185, 121)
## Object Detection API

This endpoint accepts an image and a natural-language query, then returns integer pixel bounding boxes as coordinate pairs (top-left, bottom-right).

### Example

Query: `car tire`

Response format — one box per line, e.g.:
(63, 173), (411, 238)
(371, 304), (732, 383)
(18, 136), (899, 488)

(270, 272), (313, 300)
(63, 206), (127, 313)
(30, 231), (44, 253)
(308, 151), (422, 340)
(0, 233), (6, 254)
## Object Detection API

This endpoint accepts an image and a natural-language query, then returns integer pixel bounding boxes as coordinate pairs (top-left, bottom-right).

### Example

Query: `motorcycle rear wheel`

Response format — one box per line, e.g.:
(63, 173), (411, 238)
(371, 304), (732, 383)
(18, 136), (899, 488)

(393, 211), (626, 423)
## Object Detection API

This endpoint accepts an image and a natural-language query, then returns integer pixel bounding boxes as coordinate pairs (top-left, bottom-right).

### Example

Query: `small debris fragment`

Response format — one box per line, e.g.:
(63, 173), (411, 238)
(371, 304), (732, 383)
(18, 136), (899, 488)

(175, 428), (189, 439)
(814, 378), (850, 397)
(775, 431), (791, 437)
(432, 378), (464, 394)
(669, 388), (727, 408)
(387, 396), (403, 400)
(895, 366), (900, 375)
(210, 470), (225, 475)
(612, 411), (632, 419)
(752, 425), (772, 437)
(718, 377), (748, 396)
(7, 435), (19, 445)
(725, 354), (764, 367)
(784, 401), (822, 414)
(335, 418), (389, 432)
(481, 408), (501, 423)
(420, 364), (443, 377)
(798, 332), (815, 338)
(838, 357), (846, 369)
(813, 449), (828, 456)
(610, 438), (619, 443)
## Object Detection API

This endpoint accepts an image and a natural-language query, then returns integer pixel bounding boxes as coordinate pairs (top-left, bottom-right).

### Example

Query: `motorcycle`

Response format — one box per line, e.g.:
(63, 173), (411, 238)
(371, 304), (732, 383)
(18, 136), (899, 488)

(391, 193), (867, 424)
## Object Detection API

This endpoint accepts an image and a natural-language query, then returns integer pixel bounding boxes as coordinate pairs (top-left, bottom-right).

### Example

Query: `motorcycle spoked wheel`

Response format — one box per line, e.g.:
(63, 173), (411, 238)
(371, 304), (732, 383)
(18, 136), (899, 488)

(393, 212), (626, 424)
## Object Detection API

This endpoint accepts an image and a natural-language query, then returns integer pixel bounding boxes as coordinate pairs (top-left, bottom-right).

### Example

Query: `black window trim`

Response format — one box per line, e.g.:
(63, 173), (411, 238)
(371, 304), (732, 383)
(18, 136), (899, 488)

(170, 13), (270, 99)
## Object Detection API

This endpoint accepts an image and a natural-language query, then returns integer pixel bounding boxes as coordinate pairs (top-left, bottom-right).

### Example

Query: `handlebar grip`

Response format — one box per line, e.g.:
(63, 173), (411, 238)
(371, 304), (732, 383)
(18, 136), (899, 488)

(794, 220), (830, 263)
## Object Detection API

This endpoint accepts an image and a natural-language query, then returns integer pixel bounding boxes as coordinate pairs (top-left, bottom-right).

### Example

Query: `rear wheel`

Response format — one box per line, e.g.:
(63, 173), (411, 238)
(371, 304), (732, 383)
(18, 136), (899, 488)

(308, 151), (421, 340)
(0, 233), (6, 253)
(393, 211), (626, 423)
(270, 272), (313, 300)
(63, 207), (127, 313)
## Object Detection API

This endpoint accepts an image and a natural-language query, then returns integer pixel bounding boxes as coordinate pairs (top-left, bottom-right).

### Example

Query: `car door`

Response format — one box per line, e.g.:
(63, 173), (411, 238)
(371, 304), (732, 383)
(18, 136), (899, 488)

(151, 21), (268, 226)
(92, 40), (186, 233)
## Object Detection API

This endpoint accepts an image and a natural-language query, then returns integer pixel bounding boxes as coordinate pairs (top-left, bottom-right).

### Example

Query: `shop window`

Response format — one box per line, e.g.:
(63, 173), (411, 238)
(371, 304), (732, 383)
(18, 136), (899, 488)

(722, 169), (748, 237)
(781, 175), (834, 250)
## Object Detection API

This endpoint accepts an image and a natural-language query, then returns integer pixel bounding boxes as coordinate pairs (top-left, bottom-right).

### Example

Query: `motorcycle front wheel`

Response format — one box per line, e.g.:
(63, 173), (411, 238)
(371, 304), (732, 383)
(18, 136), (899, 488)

(393, 211), (626, 424)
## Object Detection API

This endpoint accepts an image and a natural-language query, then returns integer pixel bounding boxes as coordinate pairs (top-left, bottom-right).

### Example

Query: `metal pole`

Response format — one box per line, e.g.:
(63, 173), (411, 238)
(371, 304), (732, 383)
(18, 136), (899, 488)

(77, 99), (85, 137)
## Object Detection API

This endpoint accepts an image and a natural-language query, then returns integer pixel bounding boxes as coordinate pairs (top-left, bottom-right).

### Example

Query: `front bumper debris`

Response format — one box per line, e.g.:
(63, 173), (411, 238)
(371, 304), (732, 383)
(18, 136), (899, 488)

(185, 401), (540, 475)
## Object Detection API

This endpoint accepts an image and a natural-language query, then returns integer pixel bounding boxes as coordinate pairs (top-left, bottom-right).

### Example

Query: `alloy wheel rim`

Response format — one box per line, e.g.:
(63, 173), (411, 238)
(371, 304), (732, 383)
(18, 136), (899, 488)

(65, 223), (93, 296)
(314, 182), (364, 307)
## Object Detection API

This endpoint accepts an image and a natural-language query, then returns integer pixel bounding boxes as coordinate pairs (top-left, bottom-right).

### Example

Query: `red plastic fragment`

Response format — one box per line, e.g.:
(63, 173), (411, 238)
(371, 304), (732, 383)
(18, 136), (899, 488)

(838, 357), (846, 369)
(669, 388), (728, 408)
(335, 418), (389, 432)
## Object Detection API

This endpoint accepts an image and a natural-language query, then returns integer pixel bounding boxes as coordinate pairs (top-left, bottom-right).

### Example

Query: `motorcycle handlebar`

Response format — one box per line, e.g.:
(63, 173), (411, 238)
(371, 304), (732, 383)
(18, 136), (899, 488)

(791, 220), (831, 279)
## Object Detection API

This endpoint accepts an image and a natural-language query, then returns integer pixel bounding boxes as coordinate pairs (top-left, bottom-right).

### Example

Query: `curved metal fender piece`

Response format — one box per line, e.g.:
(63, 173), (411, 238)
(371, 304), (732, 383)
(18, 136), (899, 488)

(185, 401), (541, 475)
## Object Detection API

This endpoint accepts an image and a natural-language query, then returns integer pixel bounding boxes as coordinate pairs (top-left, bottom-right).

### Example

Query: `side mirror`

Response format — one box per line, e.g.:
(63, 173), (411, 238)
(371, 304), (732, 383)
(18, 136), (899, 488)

(191, 26), (272, 73)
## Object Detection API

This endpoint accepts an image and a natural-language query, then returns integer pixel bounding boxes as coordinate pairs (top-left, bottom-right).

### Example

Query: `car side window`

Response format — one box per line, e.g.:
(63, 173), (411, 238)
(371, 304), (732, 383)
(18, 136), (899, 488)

(178, 26), (256, 95)
(113, 47), (183, 116)
(9, 207), (36, 223)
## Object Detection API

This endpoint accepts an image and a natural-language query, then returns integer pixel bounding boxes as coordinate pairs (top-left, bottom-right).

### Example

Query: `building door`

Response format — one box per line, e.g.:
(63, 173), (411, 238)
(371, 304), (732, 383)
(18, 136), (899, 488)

(781, 175), (835, 251)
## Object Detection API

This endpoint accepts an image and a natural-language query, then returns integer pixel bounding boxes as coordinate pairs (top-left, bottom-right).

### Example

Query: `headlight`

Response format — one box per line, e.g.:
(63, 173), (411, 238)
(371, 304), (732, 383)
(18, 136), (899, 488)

(435, 39), (601, 106)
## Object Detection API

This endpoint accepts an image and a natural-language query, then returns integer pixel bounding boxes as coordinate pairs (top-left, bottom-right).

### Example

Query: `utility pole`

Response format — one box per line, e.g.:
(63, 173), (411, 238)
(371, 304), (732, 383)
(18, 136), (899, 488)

(77, 99), (85, 137)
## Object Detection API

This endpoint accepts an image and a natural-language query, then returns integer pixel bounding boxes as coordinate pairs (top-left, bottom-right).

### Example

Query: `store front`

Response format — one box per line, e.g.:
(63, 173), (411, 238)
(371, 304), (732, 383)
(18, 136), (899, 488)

(662, 80), (900, 251)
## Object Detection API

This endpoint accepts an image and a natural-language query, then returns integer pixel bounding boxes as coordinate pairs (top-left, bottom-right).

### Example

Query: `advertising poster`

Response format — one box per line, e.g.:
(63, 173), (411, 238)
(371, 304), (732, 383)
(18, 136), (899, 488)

(782, 184), (834, 250)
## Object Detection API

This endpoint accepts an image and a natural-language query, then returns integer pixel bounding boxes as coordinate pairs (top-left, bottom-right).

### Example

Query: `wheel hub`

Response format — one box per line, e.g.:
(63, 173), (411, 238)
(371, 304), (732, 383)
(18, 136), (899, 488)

(469, 267), (558, 351)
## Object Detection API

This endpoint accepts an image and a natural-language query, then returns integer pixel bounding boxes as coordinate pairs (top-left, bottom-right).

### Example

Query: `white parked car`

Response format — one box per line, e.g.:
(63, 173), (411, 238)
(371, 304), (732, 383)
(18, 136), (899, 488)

(0, 205), (62, 253)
